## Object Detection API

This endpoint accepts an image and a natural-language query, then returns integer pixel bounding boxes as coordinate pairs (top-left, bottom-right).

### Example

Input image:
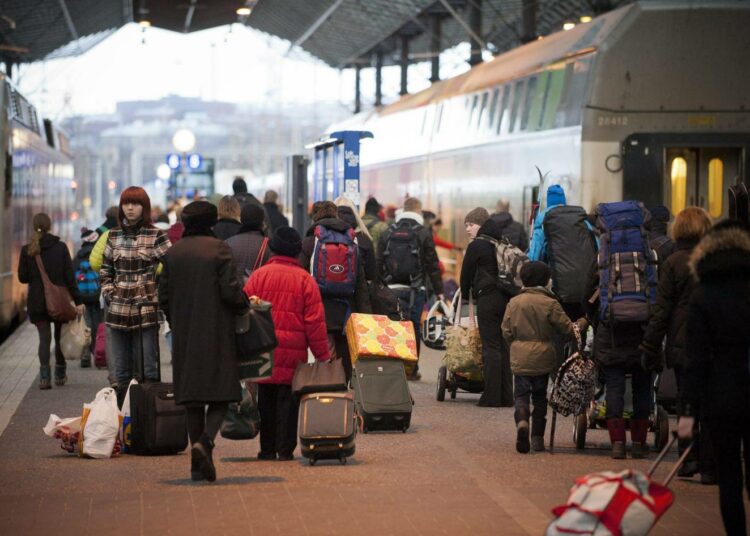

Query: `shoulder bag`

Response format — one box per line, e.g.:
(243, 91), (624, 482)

(34, 255), (77, 322)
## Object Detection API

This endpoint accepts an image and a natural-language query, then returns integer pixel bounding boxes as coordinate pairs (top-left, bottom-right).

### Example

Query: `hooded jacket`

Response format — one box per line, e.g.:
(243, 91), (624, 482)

(501, 286), (576, 376)
(528, 185), (566, 261)
(682, 224), (750, 419)
(491, 212), (529, 251)
(73, 241), (101, 305)
(460, 218), (504, 299)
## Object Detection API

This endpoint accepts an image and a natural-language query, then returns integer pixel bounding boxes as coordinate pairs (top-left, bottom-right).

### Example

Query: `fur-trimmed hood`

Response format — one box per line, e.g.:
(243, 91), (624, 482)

(689, 224), (750, 282)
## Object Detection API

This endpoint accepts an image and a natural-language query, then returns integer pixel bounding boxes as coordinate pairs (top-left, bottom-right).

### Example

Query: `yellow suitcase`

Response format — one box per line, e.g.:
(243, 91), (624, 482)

(345, 313), (418, 373)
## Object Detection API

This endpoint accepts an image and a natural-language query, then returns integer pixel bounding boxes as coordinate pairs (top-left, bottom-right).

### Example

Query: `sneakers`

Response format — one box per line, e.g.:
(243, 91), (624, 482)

(516, 421), (530, 454)
(531, 436), (546, 452)
(39, 366), (51, 390)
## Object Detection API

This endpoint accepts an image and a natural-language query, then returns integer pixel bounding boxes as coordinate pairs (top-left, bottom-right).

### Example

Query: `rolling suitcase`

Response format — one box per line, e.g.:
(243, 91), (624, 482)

(352, 358), (412, 433)
(129, 302), (188, 456)
(298, 392), (356, 465)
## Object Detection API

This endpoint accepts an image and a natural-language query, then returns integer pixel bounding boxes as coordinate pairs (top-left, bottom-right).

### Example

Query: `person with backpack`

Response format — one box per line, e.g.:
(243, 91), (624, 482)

(640, 207), (715, 483)
(646, 205), (675, 266)
(18, 213), (84, 389)
(335, 196), (377, 281)
(378, 197), (444, 380)
(460, 207), (513, 407)
(226, 203), (270, 283)
(492, 199), (529, 251)
(74, 228), (103, 368)
(502, 262), (587, 452)
(585, 201), (657, 460)
(362, 197), (389, 254)
(679, 220), (750, 536)
(301, 201), (371, 381)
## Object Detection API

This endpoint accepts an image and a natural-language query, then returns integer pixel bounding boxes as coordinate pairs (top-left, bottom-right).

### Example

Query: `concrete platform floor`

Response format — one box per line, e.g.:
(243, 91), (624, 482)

(0, 322), (746, 535)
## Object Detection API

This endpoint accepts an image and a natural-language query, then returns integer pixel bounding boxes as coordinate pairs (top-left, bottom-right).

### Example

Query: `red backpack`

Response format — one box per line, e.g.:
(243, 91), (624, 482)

(310, 225), (358, 298)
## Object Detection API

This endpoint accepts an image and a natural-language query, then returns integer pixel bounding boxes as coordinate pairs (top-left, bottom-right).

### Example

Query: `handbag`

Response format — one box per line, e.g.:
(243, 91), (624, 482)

(367, 278), (402, 319)
(292, 358), (347, 396)
(443, 290), (482, 374)
(34, 256), (77, 322)
(235, 298), (278, 358)
(220, 384), (261, 440)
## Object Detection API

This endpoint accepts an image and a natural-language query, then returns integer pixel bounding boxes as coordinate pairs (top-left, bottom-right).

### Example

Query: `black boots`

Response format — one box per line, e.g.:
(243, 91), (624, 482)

(191, 435), (216, 482)
(531, 418), (546, 452)
(630, 419), (650, 459)
(516, 420), (530, 453)
(608, 418), (626, 459)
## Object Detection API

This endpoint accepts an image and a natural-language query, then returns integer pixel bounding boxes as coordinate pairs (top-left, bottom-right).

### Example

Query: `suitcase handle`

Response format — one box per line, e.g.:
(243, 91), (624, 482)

(647, 431), (693, 486)
(138, 301), (161, 383)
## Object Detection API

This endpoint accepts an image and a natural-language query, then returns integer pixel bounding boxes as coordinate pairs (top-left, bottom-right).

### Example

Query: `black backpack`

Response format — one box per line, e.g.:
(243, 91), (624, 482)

(383, 221), (422, 286)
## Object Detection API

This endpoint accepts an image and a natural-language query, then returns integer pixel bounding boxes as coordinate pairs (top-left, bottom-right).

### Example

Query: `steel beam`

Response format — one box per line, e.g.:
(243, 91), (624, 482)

(374, 50), (383, 108)
(436, 0), (487, 58)
(184, 0), (197, 33)
(354, 65), (361, 114)
(521, 0), (537, 43)
(468, 0), (482, 66)
(288, 0), (345, 54)
(430, 14), (442, 83)
(57, 0), (79, 40)
(399, 35), (409, 96)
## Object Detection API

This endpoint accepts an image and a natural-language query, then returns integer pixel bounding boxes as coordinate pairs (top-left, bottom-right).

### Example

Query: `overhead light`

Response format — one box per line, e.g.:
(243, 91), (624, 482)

(563, 22), (576, 31)
(139, 20), (151, 28)
(580, 15), (592, 23)
(236, 7), (251, 16)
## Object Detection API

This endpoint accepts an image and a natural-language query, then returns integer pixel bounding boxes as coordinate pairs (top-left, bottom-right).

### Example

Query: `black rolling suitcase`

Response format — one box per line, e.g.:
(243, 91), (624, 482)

(352, 358), (413, 433)
(129, 302), (188, 455)
(298, 392), (356, 465)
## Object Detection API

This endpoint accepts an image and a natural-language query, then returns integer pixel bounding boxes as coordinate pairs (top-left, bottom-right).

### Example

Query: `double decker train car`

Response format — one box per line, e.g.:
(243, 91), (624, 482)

(0, 74), (76, 332)
(329, 1), (750, 246)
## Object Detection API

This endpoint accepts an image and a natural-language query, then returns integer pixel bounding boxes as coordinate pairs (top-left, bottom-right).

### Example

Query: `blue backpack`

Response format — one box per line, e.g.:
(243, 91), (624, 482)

(75, 259), (100, 301)
(595, 201), (657, 324)
(310, 225), (358, 298)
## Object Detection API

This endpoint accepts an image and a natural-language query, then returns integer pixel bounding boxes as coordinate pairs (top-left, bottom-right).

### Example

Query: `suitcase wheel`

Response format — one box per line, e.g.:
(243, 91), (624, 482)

(401, 426), (407, 433)
(339, 456), (347, 465)
(309, 457), (317, 466)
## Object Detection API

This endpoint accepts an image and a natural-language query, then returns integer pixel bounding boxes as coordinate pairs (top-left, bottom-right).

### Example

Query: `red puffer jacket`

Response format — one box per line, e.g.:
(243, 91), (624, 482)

(243, 255), (330, 384)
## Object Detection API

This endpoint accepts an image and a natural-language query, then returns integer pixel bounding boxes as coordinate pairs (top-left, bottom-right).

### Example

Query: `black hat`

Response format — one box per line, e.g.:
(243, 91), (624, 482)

(269, 226), (302, 258)
(182, 201), (218, 235)
(240, 203), (265, 230)
(649, 205), (671, 223)
(364, 197), (382, 214)
(80, 227), (99, 243)
(520, 261), (551, 288)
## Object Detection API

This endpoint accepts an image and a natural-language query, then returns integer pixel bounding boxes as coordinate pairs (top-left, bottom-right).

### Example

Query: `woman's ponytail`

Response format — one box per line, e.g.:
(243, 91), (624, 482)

(28, 213), (51, 256)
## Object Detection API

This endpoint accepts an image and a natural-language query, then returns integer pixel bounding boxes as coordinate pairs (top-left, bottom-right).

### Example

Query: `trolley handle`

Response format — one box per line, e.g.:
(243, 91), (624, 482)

(647, 431), (694, 486)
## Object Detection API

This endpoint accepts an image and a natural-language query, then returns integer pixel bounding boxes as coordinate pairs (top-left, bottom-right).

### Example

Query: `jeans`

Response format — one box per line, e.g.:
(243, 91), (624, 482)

(394, 288), (425, 359)
(83, 304), (104, 355)
(35, 321), (64, 374)
(257, 384), (298, 458)
(514, 374), (549, 429)
(602, 364), (652, 420)
(108, 325), (158, 401)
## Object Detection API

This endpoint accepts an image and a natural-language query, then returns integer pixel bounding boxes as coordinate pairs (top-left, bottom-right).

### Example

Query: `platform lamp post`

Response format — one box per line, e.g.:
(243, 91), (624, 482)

(172, 128), (196, 200)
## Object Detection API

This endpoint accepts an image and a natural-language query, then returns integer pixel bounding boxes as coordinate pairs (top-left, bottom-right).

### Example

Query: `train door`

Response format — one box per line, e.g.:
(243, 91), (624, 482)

(665, 147), (742, 219)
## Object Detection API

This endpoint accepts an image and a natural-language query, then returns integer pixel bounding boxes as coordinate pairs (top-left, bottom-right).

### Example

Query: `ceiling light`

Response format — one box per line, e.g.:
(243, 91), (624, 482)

(139, 20), (151, 28)
(563, 22), (576, 31)
(236, 7), (251, 16)
(580, 15), (592, 23)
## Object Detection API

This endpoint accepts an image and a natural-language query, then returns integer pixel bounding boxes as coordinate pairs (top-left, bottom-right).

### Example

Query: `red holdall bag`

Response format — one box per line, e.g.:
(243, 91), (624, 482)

(94, 323), (107, 368)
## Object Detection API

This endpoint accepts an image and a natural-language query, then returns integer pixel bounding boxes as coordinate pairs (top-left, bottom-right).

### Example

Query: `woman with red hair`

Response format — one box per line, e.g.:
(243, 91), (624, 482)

(100, 187), (171, 404)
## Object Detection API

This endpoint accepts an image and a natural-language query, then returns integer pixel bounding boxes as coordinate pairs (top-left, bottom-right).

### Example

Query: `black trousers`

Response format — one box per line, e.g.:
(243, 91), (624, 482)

(674, 364), (716, 476)
(476, 291), (512, 406)
(328, 332), (352, 382)
(257, 384), (298, 458)
(35, 320), (64, 372)
(708, 414), (750, 536)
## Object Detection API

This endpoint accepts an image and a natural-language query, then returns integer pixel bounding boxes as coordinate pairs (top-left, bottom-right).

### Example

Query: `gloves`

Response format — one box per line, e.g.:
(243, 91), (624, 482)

(678, 416), (695, 439)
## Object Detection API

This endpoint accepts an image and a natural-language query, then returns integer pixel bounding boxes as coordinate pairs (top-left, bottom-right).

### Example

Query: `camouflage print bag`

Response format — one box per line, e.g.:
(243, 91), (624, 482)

(443, 291), (482, 374)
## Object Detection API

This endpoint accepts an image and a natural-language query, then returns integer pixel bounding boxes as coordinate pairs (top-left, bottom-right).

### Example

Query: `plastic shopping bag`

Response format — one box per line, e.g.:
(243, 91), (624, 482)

(79, 387), (122, 459)
(61, 315), (91, 360)
(120, 379), (137, 453)
(43, 414), (82, 454)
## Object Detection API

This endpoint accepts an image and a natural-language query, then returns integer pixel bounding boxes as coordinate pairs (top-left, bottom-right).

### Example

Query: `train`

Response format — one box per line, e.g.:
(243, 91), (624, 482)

(327, 1), (750, 247)
(0, 74), (76, 333)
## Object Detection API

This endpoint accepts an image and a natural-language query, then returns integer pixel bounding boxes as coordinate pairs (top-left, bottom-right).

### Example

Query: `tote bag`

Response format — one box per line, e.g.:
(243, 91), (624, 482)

(34, 256), (77, 322)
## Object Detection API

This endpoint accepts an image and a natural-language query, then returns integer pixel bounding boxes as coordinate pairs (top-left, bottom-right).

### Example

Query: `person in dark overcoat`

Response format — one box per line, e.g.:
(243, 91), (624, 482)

(158, 200), (249, 482)
(679, 220), (750, 536)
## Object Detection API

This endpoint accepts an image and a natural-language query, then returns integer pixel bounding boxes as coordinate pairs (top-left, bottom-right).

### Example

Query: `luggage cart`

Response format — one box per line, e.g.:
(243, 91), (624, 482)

(436, 366), (484, 401)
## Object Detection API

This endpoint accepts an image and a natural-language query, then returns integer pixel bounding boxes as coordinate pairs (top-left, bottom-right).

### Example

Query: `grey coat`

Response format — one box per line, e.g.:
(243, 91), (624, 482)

(226, 230), (270, 283)
(158, 235), (249, 405)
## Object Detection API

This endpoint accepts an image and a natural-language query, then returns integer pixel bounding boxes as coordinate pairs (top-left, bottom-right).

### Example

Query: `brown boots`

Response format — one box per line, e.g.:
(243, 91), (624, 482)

(607, 418), (626, 459)
(607, 418), (650, 459)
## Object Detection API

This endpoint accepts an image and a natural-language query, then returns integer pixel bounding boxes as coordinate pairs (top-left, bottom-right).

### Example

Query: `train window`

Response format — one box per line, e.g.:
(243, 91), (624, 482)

(509, 79), (526, 133)
(497, 85), (511, 134)
(520, 76), (538, 131)
(476, 91), (489, 128)
(541, 67), (566, 130)
(487, 87), (500, 129)
(555, 57), (592, 128)
(708, 158), (724, 218)
(670, 157), (687, 214)
(468, 94), (479, 126)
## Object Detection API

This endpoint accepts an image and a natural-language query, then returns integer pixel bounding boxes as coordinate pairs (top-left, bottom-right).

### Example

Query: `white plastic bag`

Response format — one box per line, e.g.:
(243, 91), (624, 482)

(120, 379), (137, 453)
(61, 315), (91, 360)
(43, 414), (82, 454)
(82, 387), (120, 459)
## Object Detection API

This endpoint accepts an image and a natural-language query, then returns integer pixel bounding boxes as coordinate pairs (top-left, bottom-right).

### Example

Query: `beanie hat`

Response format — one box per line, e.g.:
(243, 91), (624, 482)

(80, 228), (99, 243)
(365, 197), (382, 214)
(649, 205), (671, 223)
(269, 226), (302, 258)
(182, 201), (218, 236)
(464, 207), (490, 227)
(240, 203), (265, 230)
(520, 261), (551, 288)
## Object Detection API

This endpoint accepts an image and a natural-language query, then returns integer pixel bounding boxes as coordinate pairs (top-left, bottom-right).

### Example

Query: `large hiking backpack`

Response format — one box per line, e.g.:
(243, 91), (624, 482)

(383, 221), (422, 286)
(75, 259), (100, 301)
(476, 235), (528, 295)
(544, 206), (598, 303)
(310, 225), (358, 298)
(596, 201), (657, 324)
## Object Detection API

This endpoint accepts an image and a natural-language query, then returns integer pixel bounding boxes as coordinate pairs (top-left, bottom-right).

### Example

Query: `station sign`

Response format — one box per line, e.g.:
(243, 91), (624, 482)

(166, 153), (181, 169)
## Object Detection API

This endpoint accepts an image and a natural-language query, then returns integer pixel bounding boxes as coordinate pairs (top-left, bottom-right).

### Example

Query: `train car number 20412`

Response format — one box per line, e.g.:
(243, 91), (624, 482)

(597, 115), (629, 127)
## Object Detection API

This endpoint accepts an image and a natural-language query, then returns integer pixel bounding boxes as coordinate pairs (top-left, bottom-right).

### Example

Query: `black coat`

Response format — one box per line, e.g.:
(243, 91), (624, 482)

(158, 235), (249, 405)
(263, 202), (289, 234)
(648, 223), (675, 266)
(300, 217), (371, 331)
(18, 234), (81, 323)
(460, 218), (504, 300)
(640, 240), (697, 369)
(682, 225), (750, 420)
(234, 193), (272, 236)
(491, 212), (529, 251)
(213, 218), (241, 241)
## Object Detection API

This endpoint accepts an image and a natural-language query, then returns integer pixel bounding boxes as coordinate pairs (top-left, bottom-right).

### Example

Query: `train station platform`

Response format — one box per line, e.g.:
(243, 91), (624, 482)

(0, 321), (744, 535)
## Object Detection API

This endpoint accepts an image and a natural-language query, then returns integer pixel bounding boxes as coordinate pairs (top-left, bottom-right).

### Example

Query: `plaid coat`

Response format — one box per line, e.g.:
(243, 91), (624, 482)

(100, 222), (171, 330)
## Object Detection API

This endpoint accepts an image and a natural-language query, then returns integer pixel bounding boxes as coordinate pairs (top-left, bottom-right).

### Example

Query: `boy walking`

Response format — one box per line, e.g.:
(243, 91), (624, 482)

(502, 261), (585, 453)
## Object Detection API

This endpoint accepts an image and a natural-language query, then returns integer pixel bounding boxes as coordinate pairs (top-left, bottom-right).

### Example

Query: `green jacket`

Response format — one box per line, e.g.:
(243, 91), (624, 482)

(362, 213), (388, 258)
(501, 287), (575, 376)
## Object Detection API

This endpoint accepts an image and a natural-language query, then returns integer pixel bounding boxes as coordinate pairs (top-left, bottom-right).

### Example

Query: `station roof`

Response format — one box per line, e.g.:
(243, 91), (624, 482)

(1, 0), (630, 67)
